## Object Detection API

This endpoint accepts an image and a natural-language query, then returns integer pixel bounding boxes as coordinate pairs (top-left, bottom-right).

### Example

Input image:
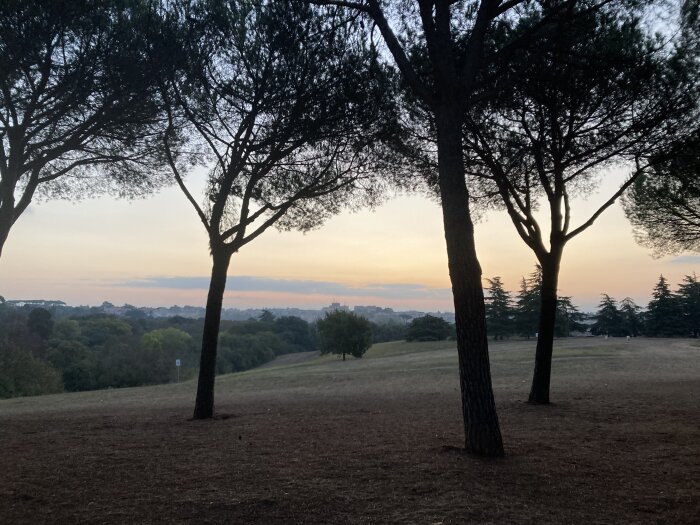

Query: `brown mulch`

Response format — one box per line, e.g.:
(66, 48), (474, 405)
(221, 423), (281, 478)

(1, 379), (699, 524)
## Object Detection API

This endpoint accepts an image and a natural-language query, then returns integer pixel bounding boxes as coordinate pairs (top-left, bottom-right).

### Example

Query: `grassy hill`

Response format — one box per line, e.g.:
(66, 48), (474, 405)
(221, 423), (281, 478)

(1, 338), (699, 523)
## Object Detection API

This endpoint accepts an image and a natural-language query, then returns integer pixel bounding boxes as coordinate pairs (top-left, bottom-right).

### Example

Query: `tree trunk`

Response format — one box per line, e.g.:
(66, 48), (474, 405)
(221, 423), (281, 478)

(528, 252), (562, 404)
(436, 106), (504, 457)
(0, 201), (14, 259)
(192, 248), (232, 420)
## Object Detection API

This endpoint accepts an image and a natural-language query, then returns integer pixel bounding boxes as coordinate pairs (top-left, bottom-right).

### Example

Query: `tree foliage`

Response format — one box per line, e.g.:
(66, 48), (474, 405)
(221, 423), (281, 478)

(623, 132), (700, 255)
(463, 0), (694, 404)
(406, 314), (453, 342)
(0, 0), (169, 257)
(317, 310), (372, 360)
(622, 0), (700, 254)
(645, 275), (686, 337)
(591, 295), (625, 337)
(155, 0), (390, 419)
(485, 277), (514, 340)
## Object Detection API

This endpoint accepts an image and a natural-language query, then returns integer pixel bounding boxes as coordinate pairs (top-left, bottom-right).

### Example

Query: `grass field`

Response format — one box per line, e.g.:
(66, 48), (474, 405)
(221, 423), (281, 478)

(1, 337), (699, 523)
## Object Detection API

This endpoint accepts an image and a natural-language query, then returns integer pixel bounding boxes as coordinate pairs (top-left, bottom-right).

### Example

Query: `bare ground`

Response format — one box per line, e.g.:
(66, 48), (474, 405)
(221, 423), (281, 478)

(0, 337), (699, 524)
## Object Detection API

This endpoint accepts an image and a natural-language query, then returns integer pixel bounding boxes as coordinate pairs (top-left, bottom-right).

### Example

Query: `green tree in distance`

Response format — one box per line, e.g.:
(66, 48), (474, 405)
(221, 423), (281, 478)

(485, 277), (513, 340)
(514, 268), (542, 339)
(406, 315), (453, 342)
(554, 297), (587, 337)
(591, 295), (624, 337)
(317, 311), (372, 361)
(27, 308), (53, 340)
(645, 275), (686, 337)
(678, 273), (700, 337)
(619, 298), (643, 337)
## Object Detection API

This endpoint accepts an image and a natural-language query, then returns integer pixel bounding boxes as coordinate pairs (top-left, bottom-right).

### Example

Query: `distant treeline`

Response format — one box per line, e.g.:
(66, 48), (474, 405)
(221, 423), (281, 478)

(485, 270), (700, 339)
(0, 304), (413, 399)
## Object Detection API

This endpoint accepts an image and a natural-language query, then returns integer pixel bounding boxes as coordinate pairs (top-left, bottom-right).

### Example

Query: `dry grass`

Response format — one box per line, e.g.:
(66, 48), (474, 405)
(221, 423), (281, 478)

(1, 337), (699, 523)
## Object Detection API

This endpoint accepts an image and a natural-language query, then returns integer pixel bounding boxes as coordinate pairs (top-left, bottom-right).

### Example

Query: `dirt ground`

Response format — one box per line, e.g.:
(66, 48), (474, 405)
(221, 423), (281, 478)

(1, 338), (699, 524)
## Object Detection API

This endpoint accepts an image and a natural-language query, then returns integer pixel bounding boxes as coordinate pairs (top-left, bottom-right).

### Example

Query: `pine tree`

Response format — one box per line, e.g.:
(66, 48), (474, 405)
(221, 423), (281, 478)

(485, 277), (514, 340)
(677, 273), (700, 337)
(592, 295), (624, 336)
(555, 297), (587, 337)
(619, 297), (643, 337)
(645, 275), (685, 336)
(514, 267), (542, 338)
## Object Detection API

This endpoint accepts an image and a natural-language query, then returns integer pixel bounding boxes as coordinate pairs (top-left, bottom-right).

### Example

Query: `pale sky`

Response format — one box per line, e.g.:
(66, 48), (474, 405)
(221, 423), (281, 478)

(0, 167), (697, 313)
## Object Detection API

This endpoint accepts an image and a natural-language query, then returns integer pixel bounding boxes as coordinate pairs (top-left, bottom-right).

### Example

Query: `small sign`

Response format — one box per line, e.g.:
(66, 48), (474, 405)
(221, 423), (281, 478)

(175, 359), (181, 367)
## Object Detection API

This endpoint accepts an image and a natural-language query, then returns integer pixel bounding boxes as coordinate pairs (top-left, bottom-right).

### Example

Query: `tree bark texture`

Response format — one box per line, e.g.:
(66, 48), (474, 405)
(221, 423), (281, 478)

(192, 249), (232, 419)
(528, 252), (562, 404)
(436, 107), (504, 457)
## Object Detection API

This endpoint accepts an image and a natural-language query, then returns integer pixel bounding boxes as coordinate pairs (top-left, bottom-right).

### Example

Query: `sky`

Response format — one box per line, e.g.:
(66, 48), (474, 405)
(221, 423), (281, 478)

(0, 167), (698, 313)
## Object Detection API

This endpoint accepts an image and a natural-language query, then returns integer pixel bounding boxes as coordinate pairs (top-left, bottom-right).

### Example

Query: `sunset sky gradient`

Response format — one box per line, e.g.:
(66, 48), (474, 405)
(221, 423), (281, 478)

(1, 167), (697, 313)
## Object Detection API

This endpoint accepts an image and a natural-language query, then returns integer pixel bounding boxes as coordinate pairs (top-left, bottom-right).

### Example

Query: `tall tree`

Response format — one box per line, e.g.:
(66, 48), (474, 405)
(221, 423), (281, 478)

(463, 1), (693, 403)
(645, 275), (686, 337)
(157, 0), (388, 419)
(485, 277), (513, 340)
(0, 0), (168, 258)
(310, 0), (570, 458)
(619, 297), (643, 337)
(514, 268), (541, 338)
(591, 295), (623, 337)
(677, 273), (700, 337)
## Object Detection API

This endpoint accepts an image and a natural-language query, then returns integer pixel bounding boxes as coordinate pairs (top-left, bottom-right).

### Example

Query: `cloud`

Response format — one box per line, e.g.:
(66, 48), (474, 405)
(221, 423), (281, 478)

(118, 275), (452, 301)
(669, 255), (700, 265)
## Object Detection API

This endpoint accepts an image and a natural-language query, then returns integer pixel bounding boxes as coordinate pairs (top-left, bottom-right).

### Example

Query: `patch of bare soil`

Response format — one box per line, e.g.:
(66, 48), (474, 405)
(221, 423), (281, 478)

(0, 340), (698, 523)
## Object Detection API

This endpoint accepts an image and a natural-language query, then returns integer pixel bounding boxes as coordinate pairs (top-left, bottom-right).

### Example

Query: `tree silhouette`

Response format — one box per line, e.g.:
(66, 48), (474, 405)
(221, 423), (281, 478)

(157, 0), (389, 419)
(677, 273), (700, 337)
(645, 275), (685, 337)
(591, 295), (623, 337)
(0, 0), (169, 258)
(464, 1), (693, 403)
(484, 277), (513, 340)
(317, 310), (372, 361)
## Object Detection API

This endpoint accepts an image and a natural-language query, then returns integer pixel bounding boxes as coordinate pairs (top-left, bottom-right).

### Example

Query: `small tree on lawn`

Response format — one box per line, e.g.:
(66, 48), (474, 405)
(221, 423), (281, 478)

(317, 311), (372, 361)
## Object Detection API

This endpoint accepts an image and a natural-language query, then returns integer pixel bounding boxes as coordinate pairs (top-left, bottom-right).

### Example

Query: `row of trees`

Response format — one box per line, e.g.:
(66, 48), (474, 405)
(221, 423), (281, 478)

(485, 269), (587, 340)
(1, 303), (436, 398)
(2, 0), (698, 456)
(593, 274), (700, 337)
(485, 271), (700, 340)
(0, 305), (319, 398)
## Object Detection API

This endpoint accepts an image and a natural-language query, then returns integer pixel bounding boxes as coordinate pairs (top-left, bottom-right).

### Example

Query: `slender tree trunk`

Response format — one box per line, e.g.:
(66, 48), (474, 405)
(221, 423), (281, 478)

(436, 106), (504, 457)
(0, 201), (14, 259)
(192, 248), (232, 419)
(528, 251), (562, 404)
